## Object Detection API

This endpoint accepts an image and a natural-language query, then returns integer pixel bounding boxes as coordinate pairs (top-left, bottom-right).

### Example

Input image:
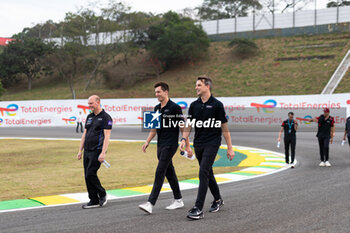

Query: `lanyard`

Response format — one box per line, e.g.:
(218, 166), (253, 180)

(287, 119), (293, 133)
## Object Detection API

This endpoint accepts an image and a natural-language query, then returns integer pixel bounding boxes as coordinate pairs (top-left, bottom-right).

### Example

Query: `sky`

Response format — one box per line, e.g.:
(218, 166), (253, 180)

(0, 0), (330, 37)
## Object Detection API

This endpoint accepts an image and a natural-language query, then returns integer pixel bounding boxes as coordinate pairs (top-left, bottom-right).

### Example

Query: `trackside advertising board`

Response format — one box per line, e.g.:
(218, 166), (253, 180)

(0, 93), (349, 127)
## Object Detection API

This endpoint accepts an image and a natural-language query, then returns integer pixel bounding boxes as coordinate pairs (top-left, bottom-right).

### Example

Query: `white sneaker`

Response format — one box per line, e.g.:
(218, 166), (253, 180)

(290, 162), (295, 168)
(139, 202), (153, 214)
(325, 161), (331, 167)
(319, 161), (325, 167)
(165, 199), (184, 210)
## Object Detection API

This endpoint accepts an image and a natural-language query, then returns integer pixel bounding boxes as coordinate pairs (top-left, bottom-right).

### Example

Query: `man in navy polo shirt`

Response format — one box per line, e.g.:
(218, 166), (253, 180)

(180, 76), (235, 220)
(77, 95), (113, 209)
(278, 112), (298, 168)
(309, 108), (335, 167)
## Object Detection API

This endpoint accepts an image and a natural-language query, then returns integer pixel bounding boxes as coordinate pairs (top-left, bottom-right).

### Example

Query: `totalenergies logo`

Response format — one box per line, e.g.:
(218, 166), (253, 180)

(250, 99), (277, 113)
(177, 101), (188, 110)
(0, 104), (19, 116)
(77, 105), (90, 114)
(0, 118), (3, 125)
(62, 116), (76, 124)
(296, 115), (312, 124)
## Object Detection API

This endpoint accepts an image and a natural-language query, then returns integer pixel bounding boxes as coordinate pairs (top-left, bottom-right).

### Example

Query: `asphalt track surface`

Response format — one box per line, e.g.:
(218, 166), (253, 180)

(1, 126), (350, 233)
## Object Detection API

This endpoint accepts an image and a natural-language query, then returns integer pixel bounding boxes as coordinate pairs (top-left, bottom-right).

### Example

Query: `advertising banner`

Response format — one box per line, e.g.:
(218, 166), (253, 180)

(0, 93), (349, 127)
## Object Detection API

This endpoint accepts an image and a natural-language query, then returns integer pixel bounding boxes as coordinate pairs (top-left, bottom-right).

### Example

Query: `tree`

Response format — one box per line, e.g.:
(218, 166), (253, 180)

(0, 47), (21, 87)
(50, 0), (140, 92)
(259, 0), (312, 14)
(197, 0), (262, 20)
(61, 11), (98, 46)
(81, 2), (130, 91)
(327, 0), (350, 7)
(119, 11), (161, 48)
(20, 20), (58, 39)
(0, 38), (54, 90)
(146, 11), (210, 70)
(54, 42), (89, 98)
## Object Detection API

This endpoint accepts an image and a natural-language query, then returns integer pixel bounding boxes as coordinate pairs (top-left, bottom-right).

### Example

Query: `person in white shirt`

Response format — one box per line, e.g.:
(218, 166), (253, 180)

(76, 112), (83, 133)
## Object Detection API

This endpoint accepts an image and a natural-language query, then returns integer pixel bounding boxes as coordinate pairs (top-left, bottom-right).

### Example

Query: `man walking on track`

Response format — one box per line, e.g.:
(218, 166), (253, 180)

(139, 82), (192, 214)
(77, 95), (113, 209)
(180, 76), (235, 220)
(308, 108), (335, 167)
(342, 116), (350, 147)
(278, 112), (298, 168)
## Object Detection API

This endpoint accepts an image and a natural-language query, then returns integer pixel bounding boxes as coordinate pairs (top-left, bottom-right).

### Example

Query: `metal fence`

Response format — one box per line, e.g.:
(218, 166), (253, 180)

(200, 6), (350, 36)
(47, 6), (350, 46)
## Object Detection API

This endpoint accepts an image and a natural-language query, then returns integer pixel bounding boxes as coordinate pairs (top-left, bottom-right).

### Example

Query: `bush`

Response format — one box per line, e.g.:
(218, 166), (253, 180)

(228, 38), (258, 58)
(146, 11), (210, 70)
(102, 51), (159, 89)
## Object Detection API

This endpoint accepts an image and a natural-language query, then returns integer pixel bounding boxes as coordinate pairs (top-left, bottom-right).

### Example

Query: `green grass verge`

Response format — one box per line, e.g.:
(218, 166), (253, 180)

(0, 139), (242, 201)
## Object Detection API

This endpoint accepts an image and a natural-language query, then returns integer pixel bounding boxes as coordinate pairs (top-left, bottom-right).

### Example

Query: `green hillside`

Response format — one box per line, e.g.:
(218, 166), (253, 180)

(1, 32), (350, 101)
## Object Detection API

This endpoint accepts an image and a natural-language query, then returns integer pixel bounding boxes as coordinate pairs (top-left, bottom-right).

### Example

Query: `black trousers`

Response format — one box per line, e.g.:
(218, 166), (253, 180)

(318, 136), (330, 162)
(84, 150), (106, 203)
(194, 145), (221, 211)
(348, 136), (350, 146)
(148, 145), (182, 205)
(284, 135), (296, 164)
(76, 122), (83, 133)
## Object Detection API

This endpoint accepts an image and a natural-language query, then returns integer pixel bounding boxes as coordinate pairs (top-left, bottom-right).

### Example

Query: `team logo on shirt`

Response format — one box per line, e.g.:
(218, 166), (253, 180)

(143, 110), (161, 129)
(86, 118), (92, 124)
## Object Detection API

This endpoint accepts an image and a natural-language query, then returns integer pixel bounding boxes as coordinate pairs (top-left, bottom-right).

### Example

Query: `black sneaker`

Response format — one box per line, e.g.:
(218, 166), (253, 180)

(99, 195), (107, 207)
(209, 199), (224, 213)
(187, 206), (204, 220)
(82, 201), (99, 209)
